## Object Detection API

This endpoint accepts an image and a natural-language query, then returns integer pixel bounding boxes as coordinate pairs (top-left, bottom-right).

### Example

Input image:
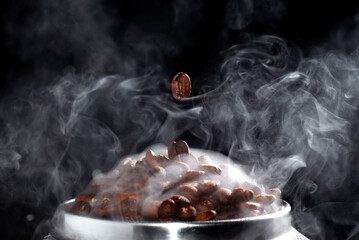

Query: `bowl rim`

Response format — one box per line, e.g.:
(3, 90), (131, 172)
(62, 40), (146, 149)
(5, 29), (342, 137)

(61, 198), (291, 226)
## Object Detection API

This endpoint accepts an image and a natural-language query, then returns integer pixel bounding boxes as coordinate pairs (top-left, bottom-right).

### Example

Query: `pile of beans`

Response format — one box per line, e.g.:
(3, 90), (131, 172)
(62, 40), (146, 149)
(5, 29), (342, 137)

(66, 140), (283, 221)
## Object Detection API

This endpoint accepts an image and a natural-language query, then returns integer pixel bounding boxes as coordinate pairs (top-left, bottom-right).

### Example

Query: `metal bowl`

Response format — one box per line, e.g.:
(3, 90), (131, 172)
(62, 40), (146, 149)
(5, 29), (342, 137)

(51, 199), (296, 240)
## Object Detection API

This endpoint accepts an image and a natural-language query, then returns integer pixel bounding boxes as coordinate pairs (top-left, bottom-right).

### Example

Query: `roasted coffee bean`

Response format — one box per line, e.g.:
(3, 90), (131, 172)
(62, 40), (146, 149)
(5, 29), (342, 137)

(242, 182), (263, 195)
(145, 150), (159, 167)
(194, 199), (215, 213)
(194, 210), (217, 221)
(180, 154), (199, 168)
(236, 202), (262, 211)
(197, 180), (220, 195)
(178, 206), (197, 221)
(158, 199), (178, 218)
(156, 155), (171, 166)
(229, 188), (254, 204)
(199, 164), (222, 175)
(91, 193), (113, 208)
(183, 170), (205, 182)
(215, 206), (236, 220)
(171, 72), (191, 101)
(267, 188), (282, 199)
(114, 192), (141, 215)
(141, 200), (161, 219)
(71, 201), (91, 215)
(253, 194), (275, 205)
(215, 188), (232, 205)
(151, 166), (166, 179)
(75, 193), (94, 204)
(168, 140), (190, 158)
(198, 155), (212, 165)
(200, 195), (220, 208)
(91, 205), (115, 219)
(178, 184), (200, 202)
(171, 195), (190, 208)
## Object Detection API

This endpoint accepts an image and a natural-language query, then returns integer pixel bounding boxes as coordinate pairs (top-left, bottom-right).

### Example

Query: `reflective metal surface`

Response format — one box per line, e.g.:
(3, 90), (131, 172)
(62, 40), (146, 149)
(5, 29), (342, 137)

(51, 199), (295, 240)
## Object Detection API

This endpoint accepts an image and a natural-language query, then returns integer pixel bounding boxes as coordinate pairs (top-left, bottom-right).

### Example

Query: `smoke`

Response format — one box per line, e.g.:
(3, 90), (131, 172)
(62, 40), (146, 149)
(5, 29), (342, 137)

(2, 0), (359, 239)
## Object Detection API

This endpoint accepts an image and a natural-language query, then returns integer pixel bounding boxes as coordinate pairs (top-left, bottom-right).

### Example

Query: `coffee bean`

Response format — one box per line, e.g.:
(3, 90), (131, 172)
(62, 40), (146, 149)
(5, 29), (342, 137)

(253, 194), (275, 205)
(199, 164), (222, 175)
(145, 150), (159, 167)
(168, 140), (190, 158)
(91, 205), (115, 219)
(158, 199), (178, 218)
(171, 195), (191, 208)
(180, 154), (199, 168)
(194, 210), (217, 221)
(114, 192), (142, 216)
(197, 180), (220, 195)
(267, 188), (282, 199)
(194, 199), (215, 213)
(178, 206), (197, 221)
(215, 188), (232, 205)
(171, 72), (191, 101)
(141, 200), (161, 219)
(229, 188), (254, 204)
(242, 182), (263, 195)
(178, 184), (200, 202)
(183, 170), (205, 182)
(71, 201), (91, 215)
(75, 193), (94, 204)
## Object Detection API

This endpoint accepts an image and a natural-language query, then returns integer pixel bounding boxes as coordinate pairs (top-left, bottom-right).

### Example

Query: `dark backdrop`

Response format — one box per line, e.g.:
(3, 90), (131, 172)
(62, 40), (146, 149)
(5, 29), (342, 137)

(1, 1), (359, 240)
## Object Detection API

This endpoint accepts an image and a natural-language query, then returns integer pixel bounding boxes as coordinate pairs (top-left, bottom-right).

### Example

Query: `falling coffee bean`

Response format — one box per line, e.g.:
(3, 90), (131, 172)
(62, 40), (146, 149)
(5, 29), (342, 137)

(168, 140), (190, 158)
(171, 72), (191, 101)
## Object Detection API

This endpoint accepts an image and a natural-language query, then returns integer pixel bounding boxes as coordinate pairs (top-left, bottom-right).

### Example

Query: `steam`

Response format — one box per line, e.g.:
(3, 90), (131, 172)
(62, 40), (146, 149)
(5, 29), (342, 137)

(2, 0), (359, 239)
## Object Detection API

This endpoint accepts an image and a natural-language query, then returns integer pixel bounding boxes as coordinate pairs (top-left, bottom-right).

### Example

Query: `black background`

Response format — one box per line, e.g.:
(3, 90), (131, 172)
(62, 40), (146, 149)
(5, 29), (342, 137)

(1, 0), (359, 240)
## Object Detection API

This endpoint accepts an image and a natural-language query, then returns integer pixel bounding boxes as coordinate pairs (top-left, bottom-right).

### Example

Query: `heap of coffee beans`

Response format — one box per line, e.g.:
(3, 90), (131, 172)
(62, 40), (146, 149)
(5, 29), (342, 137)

(67, 140), (283, 221)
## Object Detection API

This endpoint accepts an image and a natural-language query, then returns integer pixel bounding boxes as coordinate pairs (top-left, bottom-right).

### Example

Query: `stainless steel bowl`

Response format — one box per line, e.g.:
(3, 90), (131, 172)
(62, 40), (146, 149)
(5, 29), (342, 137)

(51, 199), (297, 240)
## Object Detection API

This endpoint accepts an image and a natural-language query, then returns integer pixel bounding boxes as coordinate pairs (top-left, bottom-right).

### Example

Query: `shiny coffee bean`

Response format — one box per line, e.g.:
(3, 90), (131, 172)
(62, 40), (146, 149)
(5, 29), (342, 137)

(194, 199), (215, 213)
(158, 199), (178, 218)
(91, 205), (115, 219)
(75, 193), (94, 204)
(183, 170), (205, 182)
(178, 206), (197, 221)
(114, 192), (141, 215)
(199, 164), (222, 175)
(145, 150), (159, 167)
(178, 184), (200, 202)
(236, 201), (262, 211)
(215, 188), (232, 205)
(171, 72), (191, 101)
(71, 201), (91, 215)
(168, 140), (190, 158)
(242, 182), (263, 195)
(197, 180), (220, 195)
(229, 188), (254, 204)
(194, 210), (217, 221)
(171, 195), (191, 208)
(267, 188), (282, 199)
(253, 194), (275, 205)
